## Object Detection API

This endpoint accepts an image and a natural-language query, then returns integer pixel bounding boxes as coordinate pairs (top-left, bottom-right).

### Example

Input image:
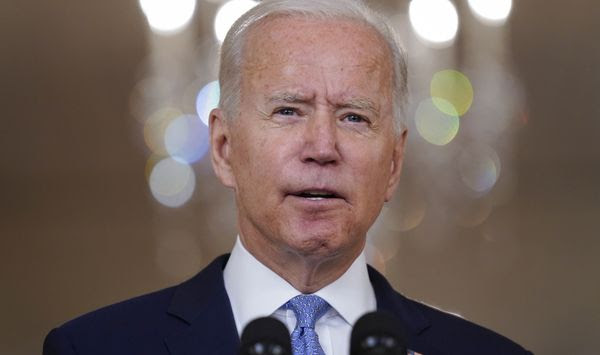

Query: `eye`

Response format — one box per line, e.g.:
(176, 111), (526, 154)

(274, 107), (297, 116)
(343, 113), (368, 124)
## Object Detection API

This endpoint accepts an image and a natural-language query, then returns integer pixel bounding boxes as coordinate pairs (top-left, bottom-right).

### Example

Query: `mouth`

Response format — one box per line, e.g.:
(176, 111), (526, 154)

(288, 189), (345, 201)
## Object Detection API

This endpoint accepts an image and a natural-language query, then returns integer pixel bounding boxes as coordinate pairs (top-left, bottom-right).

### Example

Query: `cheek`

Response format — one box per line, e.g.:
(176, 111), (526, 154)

(232, 130), (290, 190)
(348, 148), (393, 202)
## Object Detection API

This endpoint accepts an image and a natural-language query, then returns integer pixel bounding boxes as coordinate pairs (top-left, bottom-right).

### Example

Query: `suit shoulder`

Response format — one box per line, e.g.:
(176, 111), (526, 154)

(47, 286), (183, 354)
(405, 296), (532, 354)
(45, 255), (232, 354)
(368, 265), (532, 354)
(61, 286), (177, 331)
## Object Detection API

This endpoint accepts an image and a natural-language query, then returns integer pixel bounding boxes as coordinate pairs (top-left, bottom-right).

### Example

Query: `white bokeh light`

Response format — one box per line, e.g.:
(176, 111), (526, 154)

(149, 158), (196, 208)
(409, 0), (459, 47)
(468, 0), (512, 26)
(214, 0), (258, 43)
(139, 0), (197, 35)
(196, 80), (220, 126)
(164, 114), (210, 164)
(458, 145), (501, 193)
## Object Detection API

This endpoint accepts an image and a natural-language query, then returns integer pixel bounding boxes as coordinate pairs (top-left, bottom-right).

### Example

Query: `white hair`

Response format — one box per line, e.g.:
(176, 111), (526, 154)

(218, 0), (408, 132)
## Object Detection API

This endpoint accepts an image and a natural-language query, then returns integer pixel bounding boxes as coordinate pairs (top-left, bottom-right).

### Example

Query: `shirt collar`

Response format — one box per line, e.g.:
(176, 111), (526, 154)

(223, 236), (376, 334)
(314, 251), (376, 325)
(224, 237), (298, 335)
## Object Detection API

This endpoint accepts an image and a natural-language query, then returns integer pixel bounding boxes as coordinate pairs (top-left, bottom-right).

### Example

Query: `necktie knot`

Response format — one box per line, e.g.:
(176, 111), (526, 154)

(286, 294), (330, 329)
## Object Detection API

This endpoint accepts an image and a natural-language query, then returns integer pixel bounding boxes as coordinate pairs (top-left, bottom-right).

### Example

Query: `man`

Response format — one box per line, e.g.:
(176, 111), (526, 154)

(44, 0), (532, 354)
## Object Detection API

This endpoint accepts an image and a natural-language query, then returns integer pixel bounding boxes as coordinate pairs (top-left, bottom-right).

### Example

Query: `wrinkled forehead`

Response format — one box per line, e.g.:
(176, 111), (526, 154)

(239, 15), (394, 105)
(242, 15), (393, 78)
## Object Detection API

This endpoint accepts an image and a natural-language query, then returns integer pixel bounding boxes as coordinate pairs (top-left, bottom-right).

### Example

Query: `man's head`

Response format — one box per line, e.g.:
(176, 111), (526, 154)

(210, 0), (408, 289)
(218, 0), (408, 133)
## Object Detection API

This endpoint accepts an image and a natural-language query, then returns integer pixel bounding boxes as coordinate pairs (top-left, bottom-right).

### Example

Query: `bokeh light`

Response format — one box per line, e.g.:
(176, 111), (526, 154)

(143, 108), (183, 155)
(145, 154), (164, 182)
(409, 0), (459, 47)
(139, 0), (197, 34)
(468, 0), (512, 26)
(367, 210), (403, 263)
(415, 98), (460, 146)
(149, 157), (196, 207)
(384, 191), (427, 233)
(458, 145), (501, 193)
(165, 114), (210, 164)
(196, 80), (220, 126)
(214, 0), (258, 43)
(431, 69), (474, 116)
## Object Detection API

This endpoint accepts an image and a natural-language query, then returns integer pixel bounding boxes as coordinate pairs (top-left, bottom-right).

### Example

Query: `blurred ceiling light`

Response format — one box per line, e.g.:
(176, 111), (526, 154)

(409, 0), (459, 47)
(196, 80), (220, 126)
(214, 0), (258, 43)
(431, 69), (474, 116)
(467, 0), (512, 26)
(149, 157), (196, 207)
(139, 0), (197, 35)
(415, 98), (460, 146)
(164, 114), (210, 164)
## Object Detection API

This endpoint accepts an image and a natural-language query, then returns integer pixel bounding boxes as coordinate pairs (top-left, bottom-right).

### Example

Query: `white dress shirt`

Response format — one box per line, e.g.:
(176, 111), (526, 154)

(223, 237), (377, 355)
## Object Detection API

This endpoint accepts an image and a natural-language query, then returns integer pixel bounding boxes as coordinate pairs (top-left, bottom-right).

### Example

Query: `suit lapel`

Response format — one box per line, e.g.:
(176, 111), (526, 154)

(164, 255), (240, 355)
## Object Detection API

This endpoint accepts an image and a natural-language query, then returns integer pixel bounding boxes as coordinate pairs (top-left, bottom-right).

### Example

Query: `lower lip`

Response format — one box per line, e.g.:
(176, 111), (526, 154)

(287, 195), (346, 209)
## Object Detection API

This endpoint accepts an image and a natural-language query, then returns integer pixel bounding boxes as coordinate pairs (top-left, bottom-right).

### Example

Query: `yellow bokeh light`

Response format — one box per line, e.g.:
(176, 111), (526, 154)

(143, 107), (182, 155)
(415, 98), (460, 146)
(430, 69), (474, 116)
(145, 153), (164, 182)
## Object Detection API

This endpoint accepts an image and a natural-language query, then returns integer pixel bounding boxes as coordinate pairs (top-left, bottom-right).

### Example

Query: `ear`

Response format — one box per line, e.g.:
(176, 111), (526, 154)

(384, 128), (407, 202)
(209, 108), (236, 189)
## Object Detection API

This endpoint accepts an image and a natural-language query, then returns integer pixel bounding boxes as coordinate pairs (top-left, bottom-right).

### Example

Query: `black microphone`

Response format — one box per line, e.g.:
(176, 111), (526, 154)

(350, 311), (408, 355)
(239, 317), (292, 355)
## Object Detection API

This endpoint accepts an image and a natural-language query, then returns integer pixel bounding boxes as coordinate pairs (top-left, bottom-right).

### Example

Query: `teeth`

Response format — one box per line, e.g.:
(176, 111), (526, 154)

(301, 190), (334, 198)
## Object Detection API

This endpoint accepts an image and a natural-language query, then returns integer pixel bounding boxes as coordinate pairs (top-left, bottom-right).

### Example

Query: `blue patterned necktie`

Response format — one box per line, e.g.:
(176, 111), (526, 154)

(285, 295), (331, 355)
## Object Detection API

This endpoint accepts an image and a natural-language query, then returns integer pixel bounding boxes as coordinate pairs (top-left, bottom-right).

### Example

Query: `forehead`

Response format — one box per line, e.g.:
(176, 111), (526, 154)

(241, 15), (393, 97)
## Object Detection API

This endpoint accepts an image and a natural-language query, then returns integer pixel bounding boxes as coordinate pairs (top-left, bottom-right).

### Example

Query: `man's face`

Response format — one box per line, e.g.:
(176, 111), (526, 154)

(212, 16), (405, 263)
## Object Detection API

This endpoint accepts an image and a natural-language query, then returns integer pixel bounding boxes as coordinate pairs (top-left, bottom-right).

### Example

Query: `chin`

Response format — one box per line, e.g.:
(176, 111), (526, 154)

(283, 224), (350, 259)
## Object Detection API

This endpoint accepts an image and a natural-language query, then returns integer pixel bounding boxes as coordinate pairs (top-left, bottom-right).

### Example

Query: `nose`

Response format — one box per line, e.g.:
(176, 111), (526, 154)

(300, 110), (340, 166)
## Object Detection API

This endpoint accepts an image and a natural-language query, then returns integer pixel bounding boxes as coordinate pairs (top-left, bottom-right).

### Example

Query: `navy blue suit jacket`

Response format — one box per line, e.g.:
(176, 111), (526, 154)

(44, 254), (532, 354)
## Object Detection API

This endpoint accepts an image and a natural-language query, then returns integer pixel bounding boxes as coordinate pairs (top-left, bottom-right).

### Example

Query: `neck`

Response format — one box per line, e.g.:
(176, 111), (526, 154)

(239, 234), (363, 294)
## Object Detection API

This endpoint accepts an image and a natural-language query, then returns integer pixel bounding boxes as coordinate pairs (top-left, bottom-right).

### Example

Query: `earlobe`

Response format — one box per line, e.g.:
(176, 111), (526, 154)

(384, 128), (407, 202)
(209, 108), (236, 188)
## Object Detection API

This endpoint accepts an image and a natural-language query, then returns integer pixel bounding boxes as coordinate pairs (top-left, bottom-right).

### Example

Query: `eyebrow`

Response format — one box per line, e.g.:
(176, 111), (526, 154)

(266, 92), (313, 104)
(338, 98), (379, 115)
(266, 91), (379, 115)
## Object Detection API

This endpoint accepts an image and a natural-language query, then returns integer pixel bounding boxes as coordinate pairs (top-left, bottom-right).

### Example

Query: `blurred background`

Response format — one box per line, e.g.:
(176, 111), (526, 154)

(1, 0), (599, 353)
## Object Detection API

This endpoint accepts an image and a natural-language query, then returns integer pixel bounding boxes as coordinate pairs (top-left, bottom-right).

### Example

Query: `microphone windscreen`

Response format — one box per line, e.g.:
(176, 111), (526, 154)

(240, 317), (292, 355)
(350, 311), (407, 355)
